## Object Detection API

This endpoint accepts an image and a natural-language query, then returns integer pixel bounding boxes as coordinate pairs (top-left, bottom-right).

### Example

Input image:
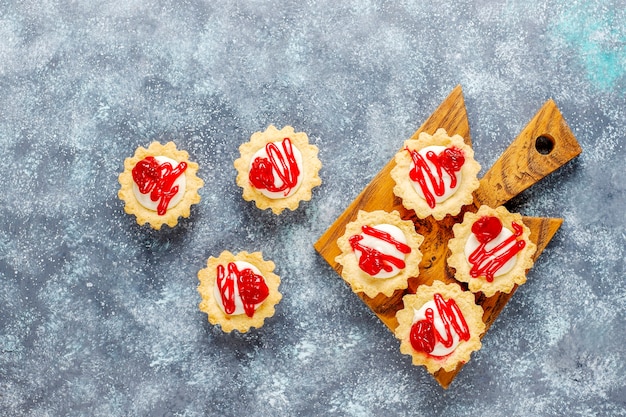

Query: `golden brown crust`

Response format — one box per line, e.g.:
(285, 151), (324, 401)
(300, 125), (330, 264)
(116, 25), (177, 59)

(395, 280), (485, 374)
(447, 205), (537, 297)
(117, 141), (203, 230)
(335, 210), (424, 297)
(390, 128), (480, 220)
(197, 251), (282, 333)
(234, 125), (322, 215)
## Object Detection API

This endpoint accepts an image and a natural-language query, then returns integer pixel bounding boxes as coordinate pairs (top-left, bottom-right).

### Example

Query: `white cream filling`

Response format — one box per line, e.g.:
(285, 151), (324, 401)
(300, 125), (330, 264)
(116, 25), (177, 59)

(353, 223), (408, 279)
(213, 261), (266, 316)
(464, 226), (517, 278)
(249, 141), (303, 199)
(409, 145), (462, 204)
(132, 155), (186, 211)
(412, 300), (462, 357)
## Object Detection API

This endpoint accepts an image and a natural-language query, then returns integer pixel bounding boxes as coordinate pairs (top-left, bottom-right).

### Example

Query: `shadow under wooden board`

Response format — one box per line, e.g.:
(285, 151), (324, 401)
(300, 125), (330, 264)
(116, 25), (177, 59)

(314, 85), (582, 389)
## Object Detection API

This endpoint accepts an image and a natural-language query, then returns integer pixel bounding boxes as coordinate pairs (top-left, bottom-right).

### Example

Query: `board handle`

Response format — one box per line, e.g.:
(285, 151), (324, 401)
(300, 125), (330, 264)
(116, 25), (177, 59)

(474, 100), (582, 207)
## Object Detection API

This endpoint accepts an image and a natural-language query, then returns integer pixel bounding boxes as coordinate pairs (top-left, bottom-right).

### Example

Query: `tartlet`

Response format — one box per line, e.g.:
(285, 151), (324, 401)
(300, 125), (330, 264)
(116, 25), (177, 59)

(447, 205), (537, 297)
(395, 280), (486, 374)
(118, 141), (203, 230)
(197, 251), (282, 333)
(335, 210), (424, 298)
(234, 125), (322, 214)
(390, 128), (481, 220)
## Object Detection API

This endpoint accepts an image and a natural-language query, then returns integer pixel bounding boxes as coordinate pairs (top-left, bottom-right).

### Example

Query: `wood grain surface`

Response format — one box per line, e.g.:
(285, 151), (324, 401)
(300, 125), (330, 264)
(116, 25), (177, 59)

(314, 85), (582, 388)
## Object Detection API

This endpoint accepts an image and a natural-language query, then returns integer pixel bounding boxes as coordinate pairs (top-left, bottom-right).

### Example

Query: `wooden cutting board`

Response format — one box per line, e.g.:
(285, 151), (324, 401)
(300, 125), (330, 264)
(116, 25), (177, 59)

(314, 85), (582, 388)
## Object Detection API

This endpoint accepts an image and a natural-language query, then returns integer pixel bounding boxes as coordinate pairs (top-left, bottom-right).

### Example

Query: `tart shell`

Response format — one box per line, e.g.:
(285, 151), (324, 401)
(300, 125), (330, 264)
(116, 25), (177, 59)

(197, 251), (282, 333)
(117, 141), (203, 230)
(395, 280), (485, 374)
(234, 125), (322, 215)
(447, 205), (537, 297)
(390, 128), (480, 220)
(335, 210), (424, 298)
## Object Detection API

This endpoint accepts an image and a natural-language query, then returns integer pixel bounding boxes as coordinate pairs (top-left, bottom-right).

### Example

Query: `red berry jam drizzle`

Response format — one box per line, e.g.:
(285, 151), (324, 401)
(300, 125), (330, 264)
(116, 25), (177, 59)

(410, 293), (470, 355)
(249, 137), (300, 196)
(468, 216), (526, 282)
(216, 262), (269, 318)
(407, 146), (465, 208)
(132, 156), (187, 216)
(349, 225), (411, 276)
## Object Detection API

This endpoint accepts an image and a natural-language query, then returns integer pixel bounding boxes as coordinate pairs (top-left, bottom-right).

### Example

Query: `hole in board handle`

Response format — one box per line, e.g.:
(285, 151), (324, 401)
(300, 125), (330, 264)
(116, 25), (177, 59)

(535, 135), (555, 155)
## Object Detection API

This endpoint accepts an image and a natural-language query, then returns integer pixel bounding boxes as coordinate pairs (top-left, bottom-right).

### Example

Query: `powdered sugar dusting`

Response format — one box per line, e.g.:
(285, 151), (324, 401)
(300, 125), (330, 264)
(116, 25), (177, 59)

(0, 0), (624, 415)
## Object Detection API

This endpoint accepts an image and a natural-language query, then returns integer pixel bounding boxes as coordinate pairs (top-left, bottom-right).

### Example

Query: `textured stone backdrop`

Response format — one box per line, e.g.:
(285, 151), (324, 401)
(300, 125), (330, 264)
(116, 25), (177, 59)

(0, 1), (624, 416)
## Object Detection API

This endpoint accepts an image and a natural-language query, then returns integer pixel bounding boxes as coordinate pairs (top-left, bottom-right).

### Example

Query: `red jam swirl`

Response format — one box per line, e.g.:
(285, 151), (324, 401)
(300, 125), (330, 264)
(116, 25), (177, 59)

(410, 293), (470, 355)
(216, 262), (269, 318)
(407, 146), (465, 208)
(132, 156), (187, 216)
(349, 225), (411, 276)
(249, 137), (300, 196)
(468, 216), (526, 282)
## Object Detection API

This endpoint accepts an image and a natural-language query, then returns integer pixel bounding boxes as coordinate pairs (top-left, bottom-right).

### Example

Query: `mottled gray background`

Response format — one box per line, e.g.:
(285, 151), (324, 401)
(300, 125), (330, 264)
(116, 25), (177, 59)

(0, 1), (624, 416)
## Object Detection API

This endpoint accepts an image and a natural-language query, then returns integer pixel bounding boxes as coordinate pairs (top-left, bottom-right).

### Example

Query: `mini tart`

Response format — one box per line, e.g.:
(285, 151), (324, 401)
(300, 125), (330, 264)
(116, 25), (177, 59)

(197, 251), (282, 333)
(447, 205), (537, 297)
(395, 280), (486, 374)
(118, 141), (203, 230)
(335, 210), (424, 298)
(390, 128), (481, 220)
(234, 125), (322, 215)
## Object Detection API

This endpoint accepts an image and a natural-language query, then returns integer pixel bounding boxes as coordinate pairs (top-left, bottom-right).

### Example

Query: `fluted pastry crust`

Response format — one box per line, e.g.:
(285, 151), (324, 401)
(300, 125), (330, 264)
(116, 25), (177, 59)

(391, 128), (480, 220)
(395, 280), (485, 374)
(197, 251), (282, 333)
(448, 205), (537, 297)
(234, 125), (322, 214)
(335, 210), (424, 298)
(118, 141), (203, 230)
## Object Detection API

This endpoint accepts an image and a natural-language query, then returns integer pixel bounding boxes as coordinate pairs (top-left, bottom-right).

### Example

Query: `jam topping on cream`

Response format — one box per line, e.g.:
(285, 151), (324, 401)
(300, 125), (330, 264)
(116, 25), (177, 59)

(407, 145), (465, 208)
(249, 137), (303, 199)
(464, 216), (526, 282)
(409, 293), (470, 357)
(349, 224), (411, 278)
(132, 155), (187, 215)
(214, 261), (269, 317)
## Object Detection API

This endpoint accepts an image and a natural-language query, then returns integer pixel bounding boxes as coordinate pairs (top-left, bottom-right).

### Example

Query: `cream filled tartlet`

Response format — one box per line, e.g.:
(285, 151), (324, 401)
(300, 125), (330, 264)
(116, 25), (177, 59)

(335, 210), (424, 298)
(197, 251), (282, 333)
(234, 125), (322, 214)
(390, 128), (480, 220)
(118, 141), (203, 230)
(395, 280), (485, 374)
(447, 205), (537, 297)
